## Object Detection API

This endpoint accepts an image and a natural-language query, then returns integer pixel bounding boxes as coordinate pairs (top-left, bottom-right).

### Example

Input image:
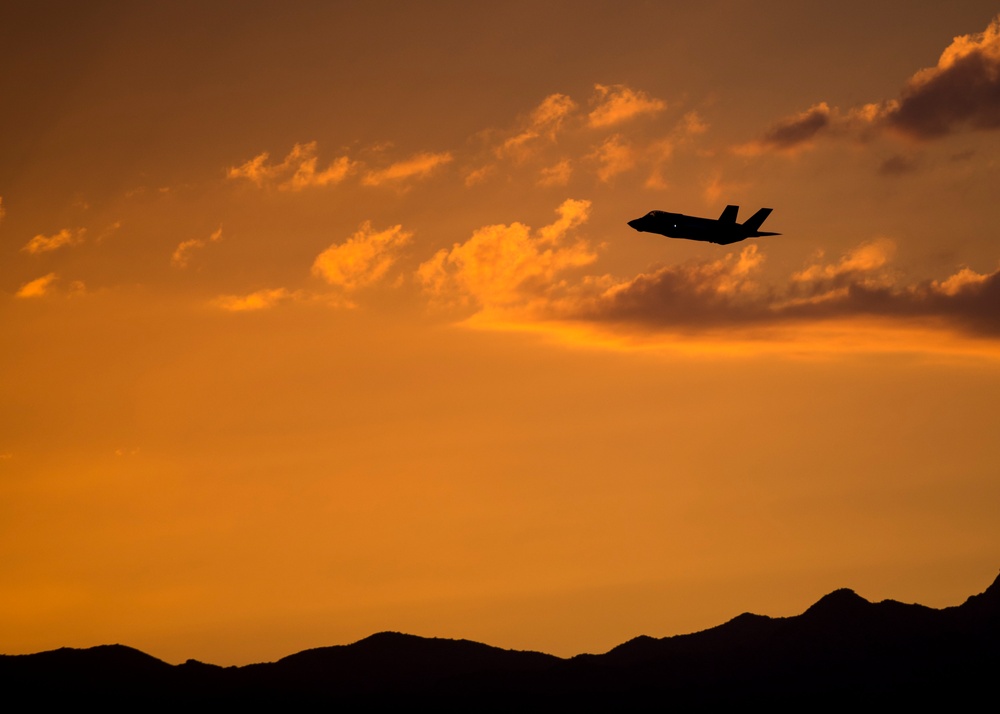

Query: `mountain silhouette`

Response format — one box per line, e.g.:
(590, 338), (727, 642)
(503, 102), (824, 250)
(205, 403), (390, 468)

(3, 570), (998, 703)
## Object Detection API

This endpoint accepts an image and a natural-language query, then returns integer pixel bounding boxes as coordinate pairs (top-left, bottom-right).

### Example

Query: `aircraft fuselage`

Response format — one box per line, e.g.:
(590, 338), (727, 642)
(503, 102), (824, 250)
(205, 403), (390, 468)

(628, 206), (779, 245)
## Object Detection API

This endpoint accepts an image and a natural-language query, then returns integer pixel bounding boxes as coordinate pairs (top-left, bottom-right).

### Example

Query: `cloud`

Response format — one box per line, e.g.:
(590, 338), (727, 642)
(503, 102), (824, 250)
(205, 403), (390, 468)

(883, 15), (1000, 139)
(589, 135), (635, 182)
(16, 273), (58, 298)
(932, 266), (990, 296)
(791, 238), (895, 286)
(536, 240), (1000, 340)
(878, 154), (920, 175)
(470, 87), (693, 186)
(312, 222), (413, 291)
(22, 228), (86, 254)
(171, 226), (223, 268)
(213, 287), (291, 311)
(538, 159), (572, 187)
(417, 199), (595, 314)
(743, 103), (833, 153)
(416, 222), (999, 345)
(228, 142), (355, 190)
(362, 152), (453, 187)
(464, 165), (495, 186)
(96, 221), (122, 244)
(743, 16), (1000, 153)
(645, 111), (709, 187)
(577, 246), (768, 327)
(497, 93), (578, 161)
(588, 84), (666, 128)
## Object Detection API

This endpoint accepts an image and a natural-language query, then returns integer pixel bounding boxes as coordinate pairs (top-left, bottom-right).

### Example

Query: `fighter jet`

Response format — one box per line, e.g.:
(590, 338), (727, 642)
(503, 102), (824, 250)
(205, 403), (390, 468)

(627, 205), (780, 245)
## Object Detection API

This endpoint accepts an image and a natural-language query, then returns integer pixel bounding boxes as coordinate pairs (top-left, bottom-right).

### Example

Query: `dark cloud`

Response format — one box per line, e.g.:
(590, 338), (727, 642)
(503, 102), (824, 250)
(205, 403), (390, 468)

(747, 16), (1000, 152)
(570, 244), (1000, 338)
(884, 21), (1000, 140)
(878, 154), (919, 175)
(757, 103), (831, 150)
(779, 272), (1000, 336)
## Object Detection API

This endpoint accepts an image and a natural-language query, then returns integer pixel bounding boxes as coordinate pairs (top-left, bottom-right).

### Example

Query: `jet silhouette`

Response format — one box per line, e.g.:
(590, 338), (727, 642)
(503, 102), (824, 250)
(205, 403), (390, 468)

(628, 205), (779, 245)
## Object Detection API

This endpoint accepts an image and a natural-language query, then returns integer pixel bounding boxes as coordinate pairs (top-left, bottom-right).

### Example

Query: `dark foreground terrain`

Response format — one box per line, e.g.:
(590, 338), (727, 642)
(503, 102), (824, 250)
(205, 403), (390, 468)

(3, 571), (998, 704)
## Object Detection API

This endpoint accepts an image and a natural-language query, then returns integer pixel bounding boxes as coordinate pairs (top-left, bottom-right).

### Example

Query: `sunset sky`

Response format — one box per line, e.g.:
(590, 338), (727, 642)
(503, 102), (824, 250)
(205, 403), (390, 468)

(3, 1), (1000, 665)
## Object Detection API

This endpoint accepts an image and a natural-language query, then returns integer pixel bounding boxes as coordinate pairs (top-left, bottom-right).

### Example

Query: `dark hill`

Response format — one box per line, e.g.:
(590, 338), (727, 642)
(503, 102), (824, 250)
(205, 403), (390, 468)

(3, 570), (998, 703)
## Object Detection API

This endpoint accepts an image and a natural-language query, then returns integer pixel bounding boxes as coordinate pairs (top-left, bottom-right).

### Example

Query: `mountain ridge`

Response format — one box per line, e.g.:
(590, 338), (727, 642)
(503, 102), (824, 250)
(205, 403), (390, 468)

(4, 570), (998, 702)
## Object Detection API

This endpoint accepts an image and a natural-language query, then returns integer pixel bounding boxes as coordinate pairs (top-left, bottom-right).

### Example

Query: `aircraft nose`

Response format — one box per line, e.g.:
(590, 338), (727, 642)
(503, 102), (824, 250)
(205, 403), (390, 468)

(627, 218), (643, 231)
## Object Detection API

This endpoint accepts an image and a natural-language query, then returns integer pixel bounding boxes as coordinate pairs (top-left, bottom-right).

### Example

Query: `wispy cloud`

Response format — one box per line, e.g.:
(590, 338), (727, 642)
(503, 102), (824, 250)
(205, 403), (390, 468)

(228, 142), (356, 190)
(312, 222), (412, 291)
(171, 226), (223, 268)
(16, 273), (58, 298)
(464, 165), (495, 187)
(742, 102), (833, 154)
(213, 287), (291, 311)
(497, 93), (578, 161)
(362, 151), (453, 186)
(21, 228), (86, 254)
(467, 86), (699, 187)
(538, 159), (573, 187)
(588, 84), (666, 128)
(589, 134), (635, 182)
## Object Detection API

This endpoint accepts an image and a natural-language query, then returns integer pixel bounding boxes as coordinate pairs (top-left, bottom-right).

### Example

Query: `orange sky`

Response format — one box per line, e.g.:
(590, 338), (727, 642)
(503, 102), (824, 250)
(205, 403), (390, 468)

(3, 1), (1000, 665)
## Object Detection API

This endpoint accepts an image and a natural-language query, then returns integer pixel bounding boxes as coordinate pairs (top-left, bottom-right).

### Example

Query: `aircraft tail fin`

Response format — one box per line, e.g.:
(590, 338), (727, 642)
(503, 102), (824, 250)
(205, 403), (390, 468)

(742, 208), (773, 231)
(719, 205), (739, 223)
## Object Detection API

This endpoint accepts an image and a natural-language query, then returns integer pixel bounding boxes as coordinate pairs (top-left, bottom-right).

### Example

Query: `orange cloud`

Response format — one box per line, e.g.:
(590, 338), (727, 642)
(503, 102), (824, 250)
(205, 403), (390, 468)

(588, 84), (666, 128)
(22, 228), (86, 254)
(792, 238), (895, 284)
(418, 199), (595, 313)
(171, 226), (223, 268)
(213, 287), (291, 311)
(15, 273), (58, 298)
(312, 222), (413, 291)
(464, 165), (495, 187)
(362, 152), (453, 186)
(228, 142), (355, 190)
(497, 93), (578, 161)
(932, 267), (990, 296)
(589, 135), (635, 182)
(645, 111), (709, 187)
(538, 160), (572, 187)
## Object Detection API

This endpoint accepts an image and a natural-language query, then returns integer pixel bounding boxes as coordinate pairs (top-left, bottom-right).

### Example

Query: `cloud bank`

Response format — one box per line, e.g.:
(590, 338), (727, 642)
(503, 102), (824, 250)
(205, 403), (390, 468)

(412, 201), (1000, 343)
(566, 242), (1000, 339)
